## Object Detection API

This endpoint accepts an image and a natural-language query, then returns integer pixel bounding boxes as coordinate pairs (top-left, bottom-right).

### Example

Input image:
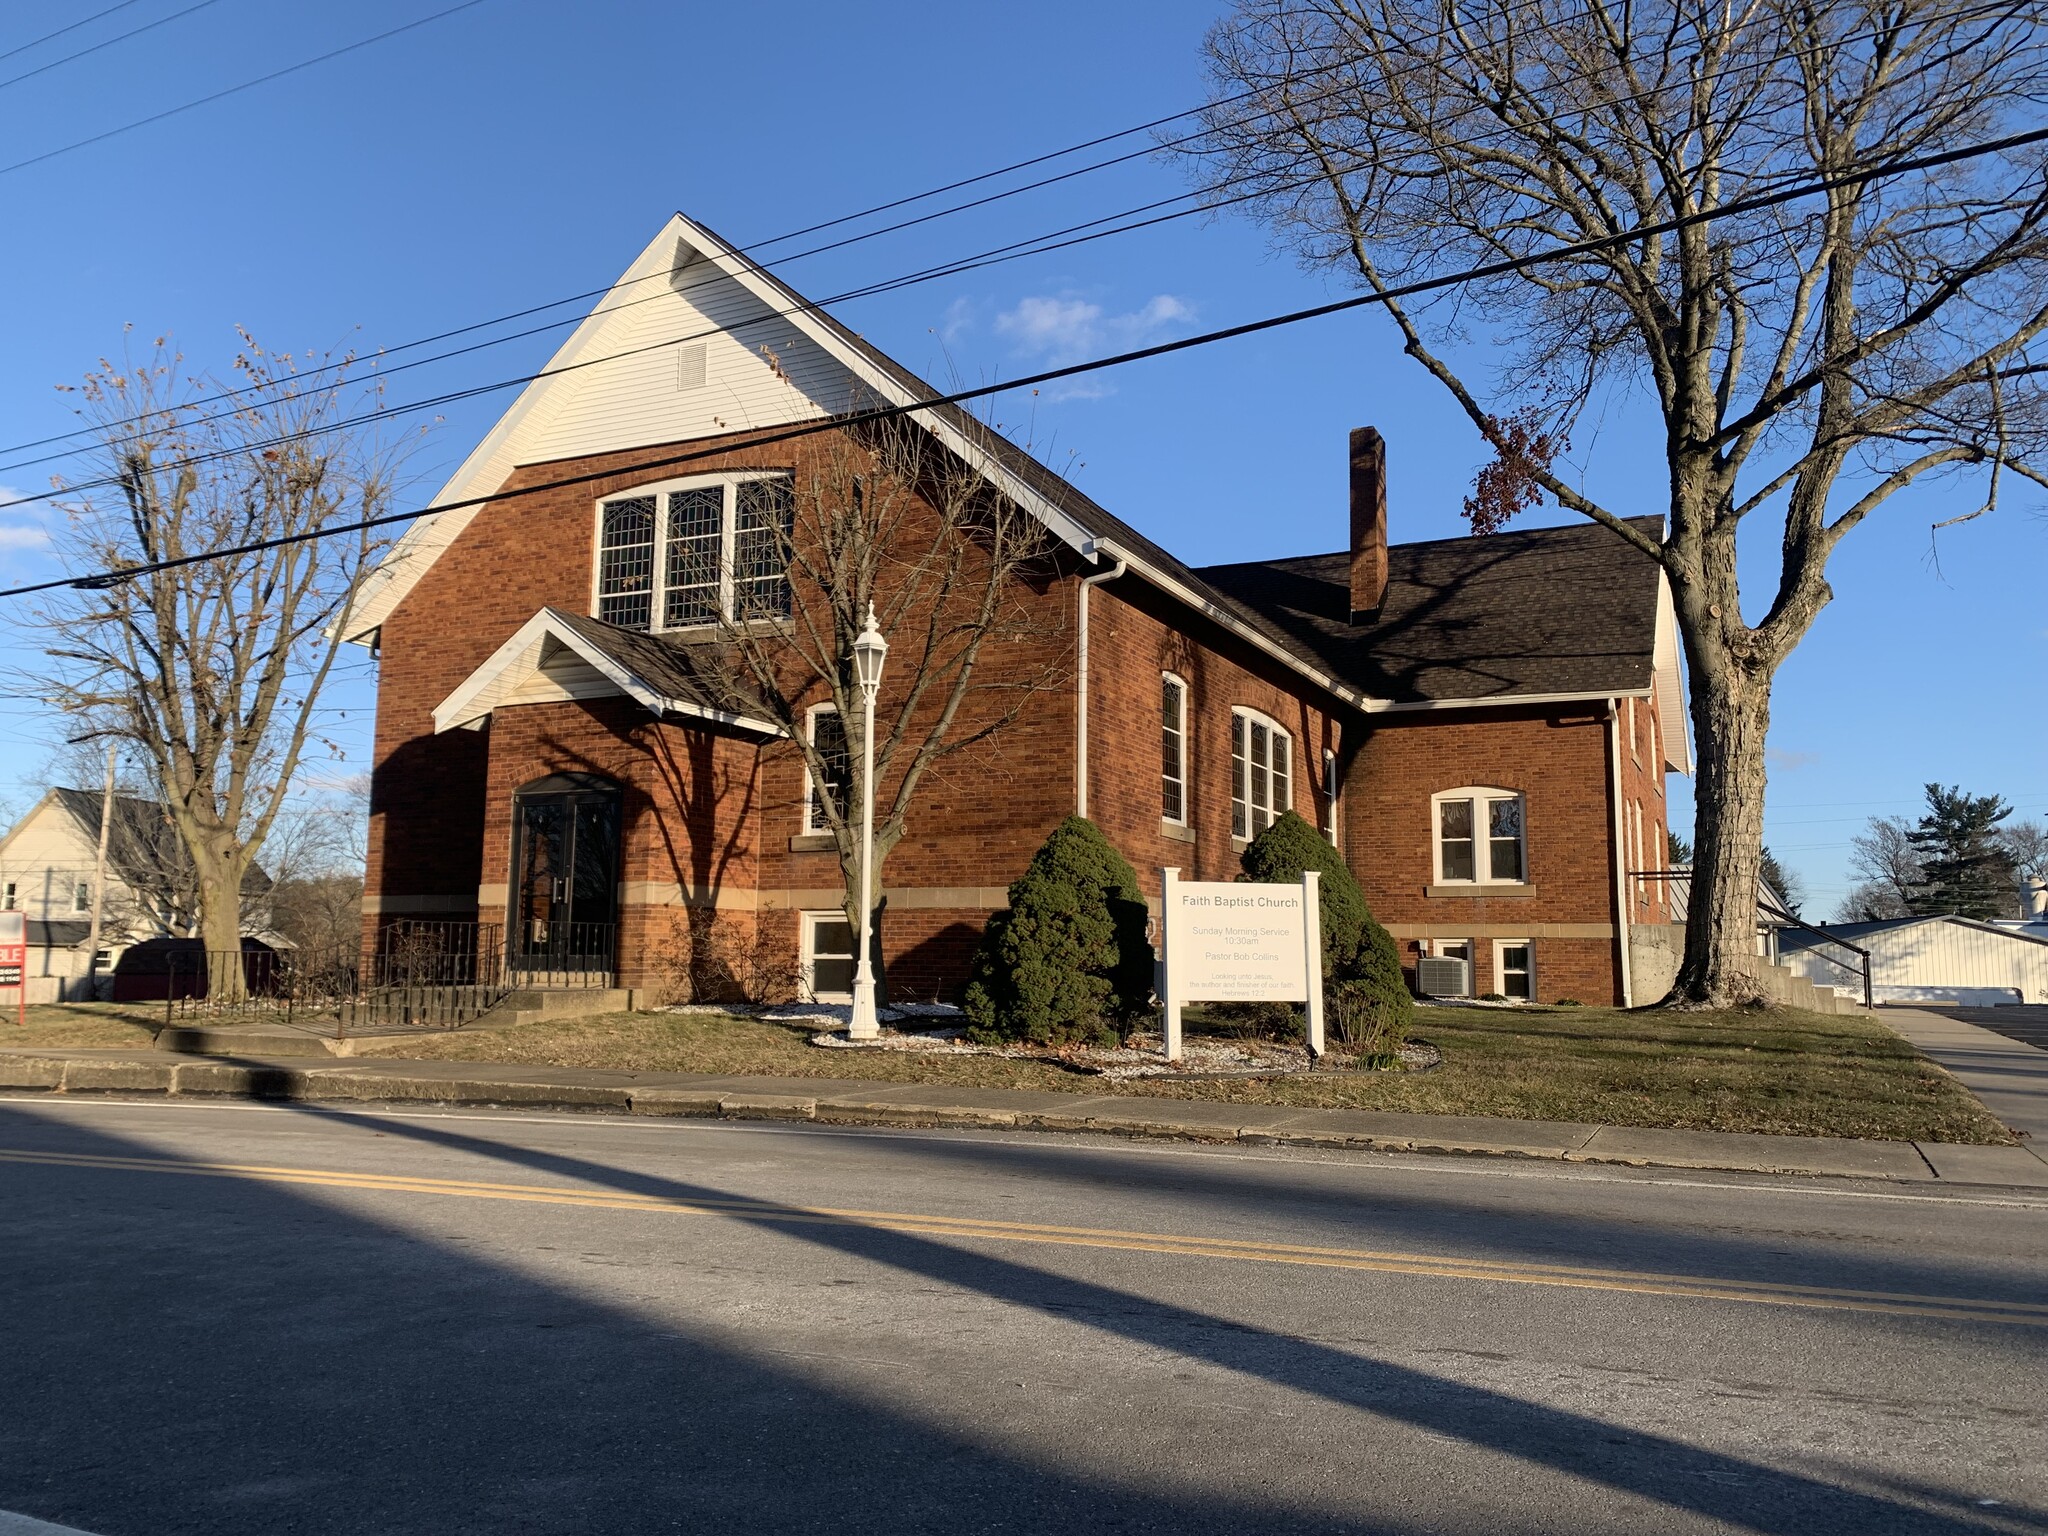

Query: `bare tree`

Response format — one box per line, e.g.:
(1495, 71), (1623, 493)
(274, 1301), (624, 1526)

(2000, 818), (2048, 912)
(1182, 0), (2048, 1004)
(1841, 814), (1922, 918)
(700, 415), (1060, 995)
(34, 333), (408, 997)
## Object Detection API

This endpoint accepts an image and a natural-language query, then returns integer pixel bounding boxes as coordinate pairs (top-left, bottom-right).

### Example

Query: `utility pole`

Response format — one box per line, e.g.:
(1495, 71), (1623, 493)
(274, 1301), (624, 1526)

(82, 740), (115, 1002)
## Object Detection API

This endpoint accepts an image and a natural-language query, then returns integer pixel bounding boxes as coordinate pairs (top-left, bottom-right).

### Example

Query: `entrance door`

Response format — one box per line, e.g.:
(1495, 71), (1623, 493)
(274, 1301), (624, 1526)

(511, 777), (620, 975)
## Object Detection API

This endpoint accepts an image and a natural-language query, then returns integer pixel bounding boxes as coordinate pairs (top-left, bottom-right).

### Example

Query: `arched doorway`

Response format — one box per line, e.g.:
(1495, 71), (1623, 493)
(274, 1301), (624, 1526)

(509, 773), (620, 977)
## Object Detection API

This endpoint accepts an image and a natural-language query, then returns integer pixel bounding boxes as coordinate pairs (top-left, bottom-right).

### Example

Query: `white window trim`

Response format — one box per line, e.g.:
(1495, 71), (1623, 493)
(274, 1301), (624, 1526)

(1230, 707), (1294, 842)
(590, 470), (791, 633)
(1426, 937), (1475, 997)
(1492, 938), (1535, 1001)
(1431, 786), (1528, 886)
(803, 703), (846, 834)
(1322, 747), (1339, 845)
(799, 910), (856, 1003)
(1161, 672), (1190, 827)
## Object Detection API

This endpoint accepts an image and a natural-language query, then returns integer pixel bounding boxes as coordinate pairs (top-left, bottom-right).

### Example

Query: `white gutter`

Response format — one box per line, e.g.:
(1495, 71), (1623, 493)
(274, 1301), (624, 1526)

(1074, 549), (1127, 819)
(1607, 698), (1636, 1008)
(1367, 687), (1654, 715)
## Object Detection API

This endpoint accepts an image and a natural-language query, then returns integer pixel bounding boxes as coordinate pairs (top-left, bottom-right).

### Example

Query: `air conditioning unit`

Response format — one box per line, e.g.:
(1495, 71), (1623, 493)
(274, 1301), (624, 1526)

(1417, 956), (1471, 998)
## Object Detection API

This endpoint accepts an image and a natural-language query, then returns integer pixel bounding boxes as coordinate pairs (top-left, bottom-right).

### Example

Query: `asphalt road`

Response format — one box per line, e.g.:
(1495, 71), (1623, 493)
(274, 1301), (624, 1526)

(1922, 1004), (2048, 1052)
(1, 1096), (2044, 1535)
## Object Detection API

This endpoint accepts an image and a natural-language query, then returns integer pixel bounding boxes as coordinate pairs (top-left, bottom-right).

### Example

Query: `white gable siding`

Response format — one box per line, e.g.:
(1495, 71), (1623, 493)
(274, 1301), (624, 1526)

(0, 798), (102, 921)
(1785, 918), (2048, 1004)
(524, 248), (853, 464)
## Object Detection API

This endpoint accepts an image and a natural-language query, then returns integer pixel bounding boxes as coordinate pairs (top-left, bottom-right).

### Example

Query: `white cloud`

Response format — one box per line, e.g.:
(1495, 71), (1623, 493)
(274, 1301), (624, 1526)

(1768, 748), (1821, 771)
(992, 291), (1197, 386)
(0, 487), (51, 552)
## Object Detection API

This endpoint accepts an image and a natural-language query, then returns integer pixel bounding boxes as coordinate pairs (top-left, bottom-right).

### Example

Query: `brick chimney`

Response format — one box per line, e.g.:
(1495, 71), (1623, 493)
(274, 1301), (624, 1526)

(1349, 426), (1388, 623)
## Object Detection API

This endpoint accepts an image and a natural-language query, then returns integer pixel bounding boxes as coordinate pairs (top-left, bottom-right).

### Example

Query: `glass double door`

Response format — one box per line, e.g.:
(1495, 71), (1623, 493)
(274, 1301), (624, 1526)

(512, 788), (619, 973)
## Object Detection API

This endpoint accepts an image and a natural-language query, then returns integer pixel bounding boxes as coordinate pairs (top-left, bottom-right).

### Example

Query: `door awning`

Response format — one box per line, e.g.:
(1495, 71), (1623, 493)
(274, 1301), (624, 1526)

(432, 607), (783, 737)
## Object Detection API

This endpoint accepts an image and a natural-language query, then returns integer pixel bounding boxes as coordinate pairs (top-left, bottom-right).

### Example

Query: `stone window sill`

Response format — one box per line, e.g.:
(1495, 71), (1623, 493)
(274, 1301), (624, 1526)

(1425, 883), (1538, 899)
(787, 832), (836, 853)
(1161, 820), (1195, 844)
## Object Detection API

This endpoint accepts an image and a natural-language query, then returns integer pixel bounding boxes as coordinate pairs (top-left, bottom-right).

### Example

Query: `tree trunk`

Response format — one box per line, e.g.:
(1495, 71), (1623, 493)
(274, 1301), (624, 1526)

(1670, 648), (1774, 1008)
(191, 837), (249, 1003)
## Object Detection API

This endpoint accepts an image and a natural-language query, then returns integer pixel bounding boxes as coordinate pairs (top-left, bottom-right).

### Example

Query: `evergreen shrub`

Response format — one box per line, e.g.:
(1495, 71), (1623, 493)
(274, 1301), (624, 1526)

(963, 816), (1154, 1047)
(1237, 810), (1413, 1059)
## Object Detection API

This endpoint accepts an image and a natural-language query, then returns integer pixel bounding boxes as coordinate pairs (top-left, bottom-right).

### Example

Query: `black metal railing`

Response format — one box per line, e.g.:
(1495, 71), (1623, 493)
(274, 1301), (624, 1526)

(1629, 869), (1873, 1008)
(138, 919), (617, 1038)
(505, 920), (618, 989)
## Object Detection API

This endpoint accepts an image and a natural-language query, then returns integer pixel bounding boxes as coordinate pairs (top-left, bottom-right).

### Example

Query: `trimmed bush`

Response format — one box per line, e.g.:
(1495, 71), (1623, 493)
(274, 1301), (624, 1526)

(963, 816), (1154, 1047)
(1238, 809), (1413, 1057)
(1238, 810), (1366, 978)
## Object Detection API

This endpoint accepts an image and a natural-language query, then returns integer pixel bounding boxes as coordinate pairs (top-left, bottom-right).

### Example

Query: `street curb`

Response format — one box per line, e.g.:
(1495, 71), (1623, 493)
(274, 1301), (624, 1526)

(2, 1048), (2044, 1187)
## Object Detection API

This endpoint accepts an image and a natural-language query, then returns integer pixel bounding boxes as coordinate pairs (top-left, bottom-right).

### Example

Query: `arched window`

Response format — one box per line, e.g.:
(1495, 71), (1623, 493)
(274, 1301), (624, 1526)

(593, 472), (793, 632)
(804, 704), (851, 833)
(1432, 787), (1526, 884)
(1161, 673), (1189, 826)
(1231, 708), (1292, 840)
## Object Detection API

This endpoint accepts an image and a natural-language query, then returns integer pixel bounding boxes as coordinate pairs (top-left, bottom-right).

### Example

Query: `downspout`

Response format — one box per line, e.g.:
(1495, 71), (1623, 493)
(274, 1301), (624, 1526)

(1606, 699), (1636, 1008)
(1074, 549), (1127, 820)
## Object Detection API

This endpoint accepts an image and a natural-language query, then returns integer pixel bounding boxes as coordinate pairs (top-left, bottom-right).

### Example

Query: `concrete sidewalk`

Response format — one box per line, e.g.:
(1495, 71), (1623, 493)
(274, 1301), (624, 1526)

(1881, 1007), (2048, 1143)
(5, 1045), (2047, 1188)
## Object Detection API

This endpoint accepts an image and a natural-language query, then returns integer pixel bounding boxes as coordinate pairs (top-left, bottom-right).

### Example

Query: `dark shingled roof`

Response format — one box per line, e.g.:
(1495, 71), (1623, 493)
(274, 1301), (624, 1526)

(545, 607), (768, 723)
(49, 789), (275, 896)
(1192, 516), (1667, 705)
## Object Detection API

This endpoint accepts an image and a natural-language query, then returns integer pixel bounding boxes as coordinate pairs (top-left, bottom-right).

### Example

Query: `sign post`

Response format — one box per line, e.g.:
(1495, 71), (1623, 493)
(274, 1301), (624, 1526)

(1159, 868), (1322, 1062)
(0, 910), (25, 1027)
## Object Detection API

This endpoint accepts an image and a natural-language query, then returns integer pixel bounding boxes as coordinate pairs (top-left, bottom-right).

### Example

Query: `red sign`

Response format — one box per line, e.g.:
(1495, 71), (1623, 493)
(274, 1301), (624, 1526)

(0, 909), (23, 1024)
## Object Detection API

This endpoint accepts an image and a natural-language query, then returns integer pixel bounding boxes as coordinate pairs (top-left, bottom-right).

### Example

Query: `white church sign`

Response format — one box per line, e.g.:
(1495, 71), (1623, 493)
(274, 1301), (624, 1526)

(1158, 867), (1323, 1062)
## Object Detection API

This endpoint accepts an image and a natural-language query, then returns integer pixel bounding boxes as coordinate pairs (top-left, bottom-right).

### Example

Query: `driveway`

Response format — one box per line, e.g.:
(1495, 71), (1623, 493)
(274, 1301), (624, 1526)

(1911, 1004), (2048, 1052)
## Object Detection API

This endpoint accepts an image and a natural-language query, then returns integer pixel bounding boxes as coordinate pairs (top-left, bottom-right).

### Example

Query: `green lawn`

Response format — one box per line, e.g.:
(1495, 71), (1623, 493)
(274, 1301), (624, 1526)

(1, 997), (2011, 1144)
(353, 1001), (2014, 1144)
(2, 1003), (168, 1049)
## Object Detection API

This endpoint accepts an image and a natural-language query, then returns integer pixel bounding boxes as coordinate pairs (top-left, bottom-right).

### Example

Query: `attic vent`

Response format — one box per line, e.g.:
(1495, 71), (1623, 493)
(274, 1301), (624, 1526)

(677, 344), (708, 391)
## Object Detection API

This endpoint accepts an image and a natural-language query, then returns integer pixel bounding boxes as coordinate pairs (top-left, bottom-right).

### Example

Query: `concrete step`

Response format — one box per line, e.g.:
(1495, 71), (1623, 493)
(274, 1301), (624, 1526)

(477, 987), (642, 1029)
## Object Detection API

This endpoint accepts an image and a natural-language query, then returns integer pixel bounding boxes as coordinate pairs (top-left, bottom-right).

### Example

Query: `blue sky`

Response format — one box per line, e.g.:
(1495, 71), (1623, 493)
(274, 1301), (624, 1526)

(0, 0), (2041, 913)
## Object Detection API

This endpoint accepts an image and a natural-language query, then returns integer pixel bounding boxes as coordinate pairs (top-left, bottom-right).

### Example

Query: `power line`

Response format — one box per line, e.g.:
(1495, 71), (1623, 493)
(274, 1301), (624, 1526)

(0, 0), (489, 178)
(0, 0), (1663, 461)
(0, 0), (148, 64)
(9, 118), (2043, 606)
(0, 0), (223, 92)
(12, 0), (2011, 503)
(8, 0), (2020, 485)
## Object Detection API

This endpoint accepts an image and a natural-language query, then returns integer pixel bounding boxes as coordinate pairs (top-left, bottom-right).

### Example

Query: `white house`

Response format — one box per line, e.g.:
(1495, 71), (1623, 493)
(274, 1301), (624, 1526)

(1780, 914), (2048, 1006)
(0, 789), (186, 1003)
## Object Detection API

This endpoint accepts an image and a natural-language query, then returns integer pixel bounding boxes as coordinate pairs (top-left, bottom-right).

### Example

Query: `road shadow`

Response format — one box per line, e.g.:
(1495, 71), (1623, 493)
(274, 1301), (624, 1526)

(15, 1097), (2026, 1536)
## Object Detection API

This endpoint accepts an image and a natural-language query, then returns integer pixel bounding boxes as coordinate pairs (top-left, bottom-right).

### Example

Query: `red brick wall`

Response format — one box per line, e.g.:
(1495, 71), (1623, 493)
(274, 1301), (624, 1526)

(1345, 704), (1625, 1004)
(1085, 578), (1343, 903)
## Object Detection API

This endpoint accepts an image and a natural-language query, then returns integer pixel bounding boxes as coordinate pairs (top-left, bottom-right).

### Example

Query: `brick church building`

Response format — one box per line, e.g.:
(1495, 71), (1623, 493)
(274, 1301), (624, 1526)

(350, 214), (1686, 1008)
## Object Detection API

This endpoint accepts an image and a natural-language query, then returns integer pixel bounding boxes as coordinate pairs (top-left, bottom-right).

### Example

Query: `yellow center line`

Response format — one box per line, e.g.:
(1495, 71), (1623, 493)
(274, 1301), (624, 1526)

(6, 1146), (2043, 1327)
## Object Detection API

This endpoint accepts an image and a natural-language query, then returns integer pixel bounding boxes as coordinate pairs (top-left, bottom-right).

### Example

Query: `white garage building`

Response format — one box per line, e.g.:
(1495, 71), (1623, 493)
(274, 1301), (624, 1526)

(1781, 915), (2048, 1006)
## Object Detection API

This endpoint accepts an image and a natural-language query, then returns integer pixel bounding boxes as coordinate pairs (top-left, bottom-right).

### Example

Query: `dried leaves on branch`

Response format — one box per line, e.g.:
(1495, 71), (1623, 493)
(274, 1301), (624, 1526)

(1180, 0), (2048, 1004)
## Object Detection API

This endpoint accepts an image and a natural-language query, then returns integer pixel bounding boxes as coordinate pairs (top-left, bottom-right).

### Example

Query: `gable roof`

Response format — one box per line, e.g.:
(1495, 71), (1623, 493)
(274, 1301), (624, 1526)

(343, 212), (1372, 706)
(349, 212), (1685, 739)
(1195, 517), (1690, 757)
(433, 607), (782, 736)
(1781, 914), (2048, 952)
(2, 789), (272, 898)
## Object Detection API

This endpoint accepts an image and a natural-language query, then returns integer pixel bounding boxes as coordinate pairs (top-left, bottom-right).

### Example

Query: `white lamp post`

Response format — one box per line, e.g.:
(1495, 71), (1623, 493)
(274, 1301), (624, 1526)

(847, 603), (888, 1040)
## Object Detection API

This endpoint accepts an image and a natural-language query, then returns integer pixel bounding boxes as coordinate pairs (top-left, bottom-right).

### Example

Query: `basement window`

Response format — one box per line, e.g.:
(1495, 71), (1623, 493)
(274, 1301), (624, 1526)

(594, 472), (793, 632)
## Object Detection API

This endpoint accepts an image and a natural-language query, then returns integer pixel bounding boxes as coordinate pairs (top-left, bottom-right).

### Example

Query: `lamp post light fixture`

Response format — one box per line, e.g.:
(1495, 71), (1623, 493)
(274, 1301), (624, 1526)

(847, 603), (889, 1040)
